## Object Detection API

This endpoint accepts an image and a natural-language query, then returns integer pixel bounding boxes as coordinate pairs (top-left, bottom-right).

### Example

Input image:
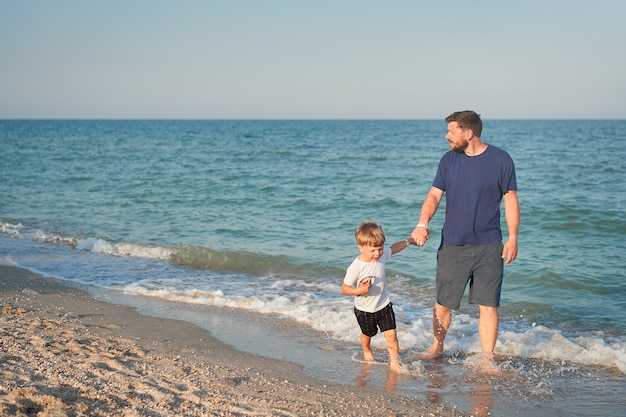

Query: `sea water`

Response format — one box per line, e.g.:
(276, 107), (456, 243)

(1, 119), (625, 415)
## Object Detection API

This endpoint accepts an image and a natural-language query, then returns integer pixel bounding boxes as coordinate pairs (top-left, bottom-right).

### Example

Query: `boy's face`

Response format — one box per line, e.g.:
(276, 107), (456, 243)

(358, 244), (384, 262)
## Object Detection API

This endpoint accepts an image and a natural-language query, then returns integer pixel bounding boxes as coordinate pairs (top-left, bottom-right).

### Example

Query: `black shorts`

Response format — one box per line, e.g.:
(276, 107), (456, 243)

(354, 302), (396, 337)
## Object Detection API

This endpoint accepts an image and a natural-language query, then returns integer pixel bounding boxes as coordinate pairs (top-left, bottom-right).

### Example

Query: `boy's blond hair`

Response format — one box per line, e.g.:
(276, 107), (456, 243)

(355, 220), (386, 247)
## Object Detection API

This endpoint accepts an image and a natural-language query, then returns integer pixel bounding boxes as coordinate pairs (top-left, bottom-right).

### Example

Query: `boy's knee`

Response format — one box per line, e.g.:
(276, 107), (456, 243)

(382, 329), (398, 341)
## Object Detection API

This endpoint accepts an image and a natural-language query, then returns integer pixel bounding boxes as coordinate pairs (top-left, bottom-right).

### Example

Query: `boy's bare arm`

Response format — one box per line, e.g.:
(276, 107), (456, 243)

(341, 282), (370, 296)
(390, 237), (415, 255)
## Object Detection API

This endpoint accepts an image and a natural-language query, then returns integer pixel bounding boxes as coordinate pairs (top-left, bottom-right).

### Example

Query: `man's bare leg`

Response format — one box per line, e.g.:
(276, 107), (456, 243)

(360, 334), (375, 362)
(475, 305), (501, 375)
(478, 305), (499, 353)
(417, 302), (451, 360)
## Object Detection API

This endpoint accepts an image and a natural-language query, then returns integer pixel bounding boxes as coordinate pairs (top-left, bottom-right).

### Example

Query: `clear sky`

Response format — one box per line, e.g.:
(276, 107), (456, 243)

(1, 1), (625, 119)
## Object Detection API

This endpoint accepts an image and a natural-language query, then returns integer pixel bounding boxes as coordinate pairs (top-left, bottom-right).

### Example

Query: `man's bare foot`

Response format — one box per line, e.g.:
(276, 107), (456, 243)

(363, 354), (375, 363)
(468, 352), (501, 376)
(413, 346), (443, 361)
(389, 363), (409, 374)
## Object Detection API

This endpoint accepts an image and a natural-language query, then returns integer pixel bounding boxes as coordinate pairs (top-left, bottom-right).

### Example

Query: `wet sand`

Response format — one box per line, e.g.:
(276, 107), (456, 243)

(0, 265), (458, 416)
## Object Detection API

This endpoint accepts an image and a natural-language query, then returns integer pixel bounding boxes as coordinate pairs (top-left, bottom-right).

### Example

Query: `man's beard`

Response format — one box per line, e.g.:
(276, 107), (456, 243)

(450, 140), (469, 153)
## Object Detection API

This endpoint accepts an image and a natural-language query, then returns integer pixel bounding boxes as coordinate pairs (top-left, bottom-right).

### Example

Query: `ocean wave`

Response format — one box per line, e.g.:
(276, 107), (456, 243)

(77, 237), (176, 260)
(1, 221), (78, 247)
(0, 220), (342, 279)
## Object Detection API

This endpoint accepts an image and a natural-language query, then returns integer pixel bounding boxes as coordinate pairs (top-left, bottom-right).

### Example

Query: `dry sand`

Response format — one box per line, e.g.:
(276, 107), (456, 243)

(0, 265), (460, 416)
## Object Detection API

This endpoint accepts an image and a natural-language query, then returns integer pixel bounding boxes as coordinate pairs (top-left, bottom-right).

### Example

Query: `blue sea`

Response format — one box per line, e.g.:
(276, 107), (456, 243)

(1, 119), (625, 416)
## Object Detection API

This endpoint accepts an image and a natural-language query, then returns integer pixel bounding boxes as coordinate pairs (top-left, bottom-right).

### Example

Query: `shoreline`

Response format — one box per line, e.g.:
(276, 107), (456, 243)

(0, 265), (456, 416)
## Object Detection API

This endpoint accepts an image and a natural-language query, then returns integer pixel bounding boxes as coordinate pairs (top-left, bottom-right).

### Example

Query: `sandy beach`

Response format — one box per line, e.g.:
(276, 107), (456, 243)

(0, 265), (460, 417)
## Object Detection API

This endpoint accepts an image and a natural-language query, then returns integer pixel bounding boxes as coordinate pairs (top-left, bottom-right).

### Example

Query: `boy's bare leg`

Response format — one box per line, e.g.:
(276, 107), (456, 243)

(416, 302), (451, 360)
(383, 329), (402, 373)
(360, 334), (375, 362)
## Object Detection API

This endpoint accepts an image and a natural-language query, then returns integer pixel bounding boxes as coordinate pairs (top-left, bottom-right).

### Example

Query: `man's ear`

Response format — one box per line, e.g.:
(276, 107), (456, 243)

(465, 129), (475, 140)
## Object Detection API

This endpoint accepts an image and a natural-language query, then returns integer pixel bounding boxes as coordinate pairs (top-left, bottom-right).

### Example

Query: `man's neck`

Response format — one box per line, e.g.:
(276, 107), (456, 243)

(465, 140), (488, 157)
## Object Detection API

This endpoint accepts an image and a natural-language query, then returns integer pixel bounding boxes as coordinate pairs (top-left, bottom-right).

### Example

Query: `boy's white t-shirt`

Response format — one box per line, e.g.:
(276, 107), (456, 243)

(343, 247), (392, 313)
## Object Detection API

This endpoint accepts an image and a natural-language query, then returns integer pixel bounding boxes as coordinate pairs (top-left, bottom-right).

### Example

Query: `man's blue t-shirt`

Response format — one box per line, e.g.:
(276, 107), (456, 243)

(433, 145), (517, 246)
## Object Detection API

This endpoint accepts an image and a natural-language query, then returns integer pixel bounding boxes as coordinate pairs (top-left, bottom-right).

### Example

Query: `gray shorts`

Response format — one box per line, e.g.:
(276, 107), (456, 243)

(436, 241), (504, 310)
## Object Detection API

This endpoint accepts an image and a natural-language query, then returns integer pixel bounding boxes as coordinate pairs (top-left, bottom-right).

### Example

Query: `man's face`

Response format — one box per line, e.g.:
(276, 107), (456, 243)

(445, 121), (470, 152)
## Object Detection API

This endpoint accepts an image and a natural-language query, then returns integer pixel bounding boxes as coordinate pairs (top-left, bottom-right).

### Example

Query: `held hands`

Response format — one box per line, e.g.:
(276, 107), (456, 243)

(411, 224), (430, 247)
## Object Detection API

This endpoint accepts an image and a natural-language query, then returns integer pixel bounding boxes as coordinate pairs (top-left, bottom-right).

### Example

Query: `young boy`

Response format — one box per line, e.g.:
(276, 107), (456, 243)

(341, 220), (414, 373)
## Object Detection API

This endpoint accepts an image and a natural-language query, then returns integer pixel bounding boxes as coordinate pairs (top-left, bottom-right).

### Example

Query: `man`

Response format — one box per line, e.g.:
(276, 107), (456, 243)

(411, 110), (519, 374)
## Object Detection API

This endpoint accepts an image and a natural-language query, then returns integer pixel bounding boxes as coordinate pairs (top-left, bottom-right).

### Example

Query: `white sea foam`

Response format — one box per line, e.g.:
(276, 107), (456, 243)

(497, 327), (626, 373)
(0, 221), (23, 236)
(1, 221), (77, 246)
(76, 237), (175, 260)
(119, 280), (626, 374)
